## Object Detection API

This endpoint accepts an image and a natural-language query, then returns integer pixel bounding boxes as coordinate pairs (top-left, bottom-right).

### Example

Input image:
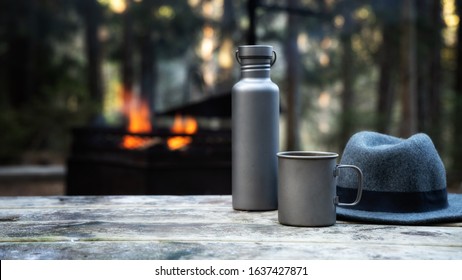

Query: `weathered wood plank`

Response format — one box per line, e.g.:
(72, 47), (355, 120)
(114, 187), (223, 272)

(0, 196), (231, 209)
(1, 240), (461, 260)
(1, 210), (461, 246)
(0, 205), (276, 224)
(0, 195), (461, 260)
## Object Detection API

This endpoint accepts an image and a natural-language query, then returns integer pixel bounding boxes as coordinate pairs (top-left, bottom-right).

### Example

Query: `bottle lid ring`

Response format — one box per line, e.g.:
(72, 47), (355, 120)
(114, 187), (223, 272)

(235, 49), (277, 67)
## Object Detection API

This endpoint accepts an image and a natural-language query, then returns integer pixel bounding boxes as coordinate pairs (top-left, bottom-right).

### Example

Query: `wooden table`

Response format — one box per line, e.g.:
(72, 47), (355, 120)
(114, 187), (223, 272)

(0, 195), (461, 260)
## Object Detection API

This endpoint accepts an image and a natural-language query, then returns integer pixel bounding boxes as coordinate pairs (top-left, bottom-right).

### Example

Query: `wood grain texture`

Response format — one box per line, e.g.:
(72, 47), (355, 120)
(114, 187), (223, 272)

(0, 196), (461, 260)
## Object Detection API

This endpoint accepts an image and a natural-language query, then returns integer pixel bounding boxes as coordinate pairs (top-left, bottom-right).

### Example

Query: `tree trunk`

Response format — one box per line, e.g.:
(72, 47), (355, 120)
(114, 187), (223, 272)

(412, 0), (442, 148)
(25, 0), (38, 108)
(7, 1), (37, 109)
(415, 0), (430, 134)
(216, 0), (237, 93)
(453, 0), (462, 172)
(339, 3), (355, 150)
(398, 0), (418, 137)
(246, 0), (257, 45)
(140, 1), (156, 113)
(376, 24), (397, 134)
(122, 0), (134, 115)
(222, 0), (236, 40)
(284, 0), (301, 151)
(372, 0), (400, 134)
(83, 0), (103, 115)
(427, 0), (443, 149)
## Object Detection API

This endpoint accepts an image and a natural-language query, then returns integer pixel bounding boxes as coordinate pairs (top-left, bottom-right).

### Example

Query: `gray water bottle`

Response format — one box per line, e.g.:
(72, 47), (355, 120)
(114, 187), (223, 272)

(232, 45), (279, 211)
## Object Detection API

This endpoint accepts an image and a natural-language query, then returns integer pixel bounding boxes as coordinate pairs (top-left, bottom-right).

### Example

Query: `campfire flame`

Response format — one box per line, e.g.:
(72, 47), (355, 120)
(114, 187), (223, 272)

(122, 96), (153, 149)
(119, 92), (198, 151)
(167, 114), (198, 150)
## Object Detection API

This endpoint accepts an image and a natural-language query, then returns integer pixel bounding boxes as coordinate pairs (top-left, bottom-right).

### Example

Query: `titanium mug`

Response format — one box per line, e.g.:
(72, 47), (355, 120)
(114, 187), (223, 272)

(277, 151), (363, 227)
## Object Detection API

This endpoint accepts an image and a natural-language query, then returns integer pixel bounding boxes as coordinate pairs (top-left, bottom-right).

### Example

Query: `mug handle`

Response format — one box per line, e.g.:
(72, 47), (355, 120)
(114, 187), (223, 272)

(333, 164), (363, 206)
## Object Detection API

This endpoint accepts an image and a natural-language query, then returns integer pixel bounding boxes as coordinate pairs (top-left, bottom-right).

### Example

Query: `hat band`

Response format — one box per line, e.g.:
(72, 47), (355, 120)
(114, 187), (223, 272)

(337, 186), (449, 213)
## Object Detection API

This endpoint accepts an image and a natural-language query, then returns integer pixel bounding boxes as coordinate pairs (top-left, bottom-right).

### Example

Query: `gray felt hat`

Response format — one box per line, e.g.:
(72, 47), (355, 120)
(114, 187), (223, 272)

(336, 131), (462, 225)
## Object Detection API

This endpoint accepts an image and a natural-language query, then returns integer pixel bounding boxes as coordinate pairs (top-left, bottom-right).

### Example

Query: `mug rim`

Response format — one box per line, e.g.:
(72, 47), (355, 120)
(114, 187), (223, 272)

(277, 151), (338, 159)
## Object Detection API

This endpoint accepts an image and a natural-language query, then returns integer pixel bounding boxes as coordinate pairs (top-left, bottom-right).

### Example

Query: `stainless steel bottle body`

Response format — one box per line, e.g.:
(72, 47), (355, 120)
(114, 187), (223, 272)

(232, 45), (279, 211)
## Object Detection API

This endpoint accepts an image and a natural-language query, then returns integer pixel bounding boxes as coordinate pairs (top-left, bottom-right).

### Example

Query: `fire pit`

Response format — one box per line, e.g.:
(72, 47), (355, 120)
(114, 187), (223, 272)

(66, 93), (231, 195)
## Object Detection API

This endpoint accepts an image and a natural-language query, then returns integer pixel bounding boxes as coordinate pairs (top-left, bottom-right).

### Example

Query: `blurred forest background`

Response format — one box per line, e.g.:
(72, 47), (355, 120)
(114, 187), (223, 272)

(0, 0), (461, 189)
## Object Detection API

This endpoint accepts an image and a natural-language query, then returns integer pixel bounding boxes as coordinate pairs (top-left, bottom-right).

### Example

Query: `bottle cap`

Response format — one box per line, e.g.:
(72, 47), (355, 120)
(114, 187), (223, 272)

(237, 45), (273, 58)
(236, 45), (276, 66)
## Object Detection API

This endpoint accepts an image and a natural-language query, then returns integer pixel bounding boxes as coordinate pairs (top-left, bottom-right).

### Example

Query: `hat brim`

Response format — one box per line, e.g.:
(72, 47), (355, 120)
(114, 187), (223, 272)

(336, 193), (462, 225)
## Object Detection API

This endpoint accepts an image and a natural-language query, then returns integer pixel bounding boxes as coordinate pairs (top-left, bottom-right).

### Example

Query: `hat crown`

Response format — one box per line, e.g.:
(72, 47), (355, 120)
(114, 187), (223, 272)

(339, 132), (446, 193)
